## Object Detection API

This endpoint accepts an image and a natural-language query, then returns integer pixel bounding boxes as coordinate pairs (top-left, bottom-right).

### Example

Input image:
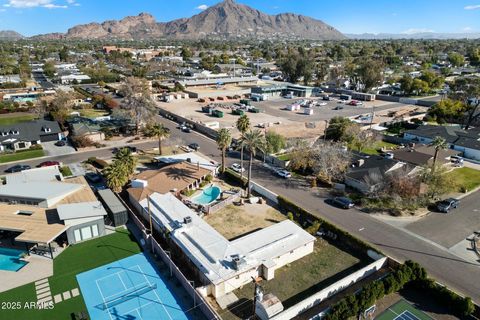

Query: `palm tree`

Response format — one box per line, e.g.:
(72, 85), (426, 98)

(103, 162), (128, 193)
(241, 129), (265, 198)
(143, 123), (170, 155)
(430, 136), (449, 170)
(236, 114), (250, 178)
(114, 147), (137, 178)
(216, 128), (232, 173)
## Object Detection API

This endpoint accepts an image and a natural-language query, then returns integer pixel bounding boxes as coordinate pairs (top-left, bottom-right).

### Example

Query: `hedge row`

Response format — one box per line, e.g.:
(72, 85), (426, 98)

(326, 261), (475, 320)
(223, 168), (248, 188)
(277, 195), (379, 256)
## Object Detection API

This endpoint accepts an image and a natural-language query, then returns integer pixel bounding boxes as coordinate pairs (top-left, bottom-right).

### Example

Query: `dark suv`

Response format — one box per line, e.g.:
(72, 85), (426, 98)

(327, 196), (355, 209)
(4, 164), (31, 173)
(436, 198), (459, 213)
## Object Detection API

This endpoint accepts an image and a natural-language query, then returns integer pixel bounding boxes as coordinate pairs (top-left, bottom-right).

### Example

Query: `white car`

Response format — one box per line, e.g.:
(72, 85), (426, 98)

(231, 163), (245, 173)
(276, 169), (292, 179)
(317, 102), (328, 106)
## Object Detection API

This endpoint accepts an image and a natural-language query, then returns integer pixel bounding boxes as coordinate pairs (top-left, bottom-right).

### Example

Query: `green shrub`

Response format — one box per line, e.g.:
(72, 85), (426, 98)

(59, 166), (73, 177)
(223, 168), (247, 188)
(205, 174), (213, 183)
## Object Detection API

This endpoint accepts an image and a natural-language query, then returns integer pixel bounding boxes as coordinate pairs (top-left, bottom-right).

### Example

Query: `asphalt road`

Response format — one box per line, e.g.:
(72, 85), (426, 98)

(2, 115), (480, 302)
(406, 193), (480, 248)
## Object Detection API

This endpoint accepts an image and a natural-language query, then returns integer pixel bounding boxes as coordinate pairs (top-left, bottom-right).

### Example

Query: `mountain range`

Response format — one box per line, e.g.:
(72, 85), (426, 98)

(0, 30), (24, 40)
(27, 0), (345, 41)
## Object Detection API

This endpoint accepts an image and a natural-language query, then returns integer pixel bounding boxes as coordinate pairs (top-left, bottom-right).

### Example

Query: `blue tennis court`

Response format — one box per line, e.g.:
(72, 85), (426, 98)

(77, 253), (195, 320)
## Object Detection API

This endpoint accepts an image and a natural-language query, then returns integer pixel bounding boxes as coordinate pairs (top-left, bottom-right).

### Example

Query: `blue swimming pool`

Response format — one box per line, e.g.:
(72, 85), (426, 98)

(192, 185), (221, 205)
(0, 247), (28, 272)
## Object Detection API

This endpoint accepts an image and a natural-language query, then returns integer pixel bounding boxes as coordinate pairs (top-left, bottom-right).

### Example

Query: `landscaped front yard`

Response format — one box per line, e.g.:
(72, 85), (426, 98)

(0, 229), (141, 320)
(447, 167), (480, 192)
(0, 149), (45, 163)
(220, 239), (367, 320)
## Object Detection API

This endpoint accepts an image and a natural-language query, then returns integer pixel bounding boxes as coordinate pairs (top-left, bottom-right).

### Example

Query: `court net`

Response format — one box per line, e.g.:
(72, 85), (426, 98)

(99, 283), (157, 310)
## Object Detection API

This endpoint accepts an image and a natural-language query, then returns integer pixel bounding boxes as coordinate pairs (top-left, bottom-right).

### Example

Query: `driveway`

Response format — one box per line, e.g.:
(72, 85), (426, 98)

(405, 192), (480, 248)
(42, 141), (76, 157)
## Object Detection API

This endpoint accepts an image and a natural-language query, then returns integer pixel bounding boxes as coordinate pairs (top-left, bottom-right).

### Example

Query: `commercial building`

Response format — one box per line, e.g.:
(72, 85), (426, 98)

(137, 193), (315, 298)
(251, 82), (314, 98)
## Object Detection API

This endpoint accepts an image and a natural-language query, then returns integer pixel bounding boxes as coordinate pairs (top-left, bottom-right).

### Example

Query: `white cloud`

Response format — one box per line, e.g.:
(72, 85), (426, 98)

(401, 28), (434, 34)
(464, 4), (480, 10)
(196, 4), (208, 10)
(3, 0), (67, 8)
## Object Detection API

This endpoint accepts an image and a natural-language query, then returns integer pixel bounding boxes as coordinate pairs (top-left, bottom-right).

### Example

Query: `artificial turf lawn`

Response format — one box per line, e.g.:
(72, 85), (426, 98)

(0, 230), (141, 320)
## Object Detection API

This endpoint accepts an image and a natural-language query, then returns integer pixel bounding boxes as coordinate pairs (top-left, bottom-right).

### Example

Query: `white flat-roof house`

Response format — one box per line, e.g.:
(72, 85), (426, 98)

(139, 193), (315, 298)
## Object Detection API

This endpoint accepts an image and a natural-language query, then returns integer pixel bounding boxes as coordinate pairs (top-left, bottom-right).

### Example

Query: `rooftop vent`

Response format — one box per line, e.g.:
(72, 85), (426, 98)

(42, 126), (51, 133)
(184, 216), (192, 224)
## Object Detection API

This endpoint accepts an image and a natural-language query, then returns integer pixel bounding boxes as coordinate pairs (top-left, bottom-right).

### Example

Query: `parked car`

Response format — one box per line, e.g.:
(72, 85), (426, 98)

(188, 143), (200, 151)
(276, 169), (292, 179)
(450, 156), (464, 167)
(317, 102), (328, 106)
(4, 164), (31, 173)
(348, 100), (363, 106)
(436, 198), (459, 213)
(85, 172), (102, 183)
(55, 140), (66, 147)
(230, 163), (245, 173)
(181, 126), (191, 133)
(38, 161), (60, 167)
(322, 95), (331, 101)
(327, 197), (355, 209)
(334, 106), (344, 110)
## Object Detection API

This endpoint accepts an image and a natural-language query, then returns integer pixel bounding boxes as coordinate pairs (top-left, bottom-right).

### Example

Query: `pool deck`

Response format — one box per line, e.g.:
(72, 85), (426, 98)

(0, 254), (53, 293)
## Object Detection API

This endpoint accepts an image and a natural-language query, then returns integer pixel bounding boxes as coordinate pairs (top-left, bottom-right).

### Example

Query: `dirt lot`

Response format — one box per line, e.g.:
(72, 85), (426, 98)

(157, 96), (416, 139)
(204, 202), (286, 240)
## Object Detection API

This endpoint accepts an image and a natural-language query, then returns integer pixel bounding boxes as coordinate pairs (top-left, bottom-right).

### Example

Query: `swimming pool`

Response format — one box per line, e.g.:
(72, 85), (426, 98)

(0, 247), (28, 272)
(192, 185), (221, 205)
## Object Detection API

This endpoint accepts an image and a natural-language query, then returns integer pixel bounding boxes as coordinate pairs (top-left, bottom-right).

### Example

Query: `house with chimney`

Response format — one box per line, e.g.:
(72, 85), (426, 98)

(0, 120), (63, 152)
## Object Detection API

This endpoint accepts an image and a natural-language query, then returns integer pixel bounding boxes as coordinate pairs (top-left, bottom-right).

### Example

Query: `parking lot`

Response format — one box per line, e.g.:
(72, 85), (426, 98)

(158, 96), (417, 139)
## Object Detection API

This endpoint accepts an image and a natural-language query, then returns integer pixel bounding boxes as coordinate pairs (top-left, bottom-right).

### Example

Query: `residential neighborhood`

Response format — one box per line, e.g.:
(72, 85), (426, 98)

(0, 1), (480, 320)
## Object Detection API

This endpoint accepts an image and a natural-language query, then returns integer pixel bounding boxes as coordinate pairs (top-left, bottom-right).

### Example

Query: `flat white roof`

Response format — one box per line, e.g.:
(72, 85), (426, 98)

(154, 152), (218, 172)
(0, 182), (82, 202)
(6, 166), (62, 184)
(57, 201), (107, 221)
(141, 193), (315, 285)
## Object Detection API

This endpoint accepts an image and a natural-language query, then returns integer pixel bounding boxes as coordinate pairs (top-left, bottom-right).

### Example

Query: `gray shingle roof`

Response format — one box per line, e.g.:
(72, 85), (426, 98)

(0, 119), (61, 144)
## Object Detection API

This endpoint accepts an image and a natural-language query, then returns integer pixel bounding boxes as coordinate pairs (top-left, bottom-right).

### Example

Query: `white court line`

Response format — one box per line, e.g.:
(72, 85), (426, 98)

(138, 265), (174, 320)
(116, 272), (127, 290)
(95, 278), (114, 320)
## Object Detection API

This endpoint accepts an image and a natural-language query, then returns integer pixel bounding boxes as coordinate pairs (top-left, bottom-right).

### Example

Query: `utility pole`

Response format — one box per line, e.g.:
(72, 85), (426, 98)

(147, 195), (154, 253)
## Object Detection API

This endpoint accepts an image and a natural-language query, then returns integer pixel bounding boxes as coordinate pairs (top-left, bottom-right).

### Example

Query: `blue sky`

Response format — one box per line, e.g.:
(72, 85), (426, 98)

(0, 0), (479, 36)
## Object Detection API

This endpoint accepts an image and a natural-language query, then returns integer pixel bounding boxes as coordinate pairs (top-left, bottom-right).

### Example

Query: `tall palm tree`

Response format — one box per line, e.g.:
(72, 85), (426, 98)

(143, 123), (170, 155)
(430, 136), (449, 171)
(216, 128), (232, 173)
(241, 129), (265, 198)
(236, 114), (250, 178)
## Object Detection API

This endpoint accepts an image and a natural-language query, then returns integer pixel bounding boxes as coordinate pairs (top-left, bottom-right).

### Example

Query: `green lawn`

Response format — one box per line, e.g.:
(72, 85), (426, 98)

(447, 167), (480, 192)
(362, 141), (398, 155)
(277, 153), (292, 161)
(0, 149), (45, 163)
(0, 230), (142, 320)
(78, 109), (109, 119)
(0, 114), (36, 126)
